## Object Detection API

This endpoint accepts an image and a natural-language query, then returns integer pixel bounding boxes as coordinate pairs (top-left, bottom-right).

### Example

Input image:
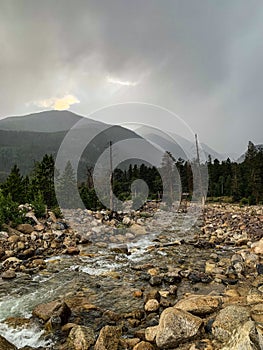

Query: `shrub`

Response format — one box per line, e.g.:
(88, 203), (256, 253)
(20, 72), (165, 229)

(240, 197), (249, 206)
(51, 206), (63, 219)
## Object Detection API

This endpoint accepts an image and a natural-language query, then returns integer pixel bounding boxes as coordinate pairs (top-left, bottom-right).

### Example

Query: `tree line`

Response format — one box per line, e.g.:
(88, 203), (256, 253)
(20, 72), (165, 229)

(207, 141), (263, 204)
(0, 141), (262, 227)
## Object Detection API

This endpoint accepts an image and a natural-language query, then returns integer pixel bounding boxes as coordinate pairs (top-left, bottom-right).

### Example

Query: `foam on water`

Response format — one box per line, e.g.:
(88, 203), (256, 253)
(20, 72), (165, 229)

(80, 238), (154, 275)
(80, 265), (117, 275)
(0, 323), (53, 348)
(126, 235), (155, 261)
(44, 255), (63, 263)
(0, 271), (74, 323)
(0, 285), (59, 322)
(77, 256), (128, 276)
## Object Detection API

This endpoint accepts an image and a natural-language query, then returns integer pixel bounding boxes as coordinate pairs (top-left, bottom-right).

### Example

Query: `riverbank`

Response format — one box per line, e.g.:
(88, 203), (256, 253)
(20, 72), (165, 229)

(0, 204), (263, 349)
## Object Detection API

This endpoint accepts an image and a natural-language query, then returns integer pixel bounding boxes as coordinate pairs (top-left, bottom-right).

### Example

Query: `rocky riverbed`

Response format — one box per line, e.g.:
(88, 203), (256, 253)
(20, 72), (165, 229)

(0, 203), (263, 349)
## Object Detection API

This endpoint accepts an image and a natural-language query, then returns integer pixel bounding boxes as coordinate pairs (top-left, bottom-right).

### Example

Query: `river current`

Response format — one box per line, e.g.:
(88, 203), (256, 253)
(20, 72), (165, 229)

(0, 210), (212, 348)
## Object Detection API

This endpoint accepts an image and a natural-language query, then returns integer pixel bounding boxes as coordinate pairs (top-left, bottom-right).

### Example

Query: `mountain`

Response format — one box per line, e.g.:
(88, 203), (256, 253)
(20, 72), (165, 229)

(200, 143), (232, 162)
(0, 110), (143, 181)
(134, 126), (228, 162)
(0, 110), (241, 183)
(237, 144), (263, 163)
(0, 110), (100, 132)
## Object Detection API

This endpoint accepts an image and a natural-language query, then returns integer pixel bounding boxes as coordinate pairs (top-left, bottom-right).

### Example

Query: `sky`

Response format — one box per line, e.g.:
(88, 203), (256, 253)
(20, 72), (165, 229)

(0, 0), (263, 155)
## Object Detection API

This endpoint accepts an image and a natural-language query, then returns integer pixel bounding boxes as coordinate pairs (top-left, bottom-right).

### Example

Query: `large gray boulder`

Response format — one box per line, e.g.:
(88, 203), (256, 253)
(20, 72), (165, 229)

(221, 320), (262, 350)
(94, 325), (122, 350)
(32, 299), (71, 325)
(155, 307), (203, 349)
(175, 295), (221, 316)
(68, 325), (95, 350)
(212, 305), (250, 342)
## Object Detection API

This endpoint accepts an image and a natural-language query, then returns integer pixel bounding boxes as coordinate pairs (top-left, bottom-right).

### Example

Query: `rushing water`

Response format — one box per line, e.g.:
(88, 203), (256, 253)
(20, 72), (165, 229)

(0, 210), (208, 348)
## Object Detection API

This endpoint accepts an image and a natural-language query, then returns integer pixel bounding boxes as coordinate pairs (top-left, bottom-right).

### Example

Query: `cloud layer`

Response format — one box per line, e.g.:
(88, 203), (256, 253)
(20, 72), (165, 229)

(0, 0), (262, 153)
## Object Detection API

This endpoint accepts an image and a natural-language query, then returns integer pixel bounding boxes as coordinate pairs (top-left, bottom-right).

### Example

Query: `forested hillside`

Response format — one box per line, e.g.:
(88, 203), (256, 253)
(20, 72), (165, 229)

(0, 141), (262, 228)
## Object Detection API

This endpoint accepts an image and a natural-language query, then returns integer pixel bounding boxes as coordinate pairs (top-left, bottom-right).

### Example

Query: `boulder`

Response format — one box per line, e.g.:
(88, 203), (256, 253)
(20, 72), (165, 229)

(121, 338), (140, 348)
(221, 320), (261, 350)
(251, 303), (263, 324)
(16, 224), (34, 234)
(48, 211), (57, 223)
(145, 326), (158, 342)
(155, 307), (203, 349)
(145, 299), (159, 312)
(19, 248), (35, 259)
(45, 315), (62, 332)
(133, 290), (143, 298)
(247, 288), (263, 304)
(212, 305), (250, 342)
(68, 325), (95, 350)
(251, 238), (263, 255)
(31, 258), (46, 268)
(65, 295), (97, 314)
(3, 257), (21, 266)
(205, 262), (216, 274)
(122, 216), (131, 225)
(17, 241), (25, 250)
(32, 299), (71, 324)
(133, 341), (154, 350)
(175, 295), (221, 316)
(8, 235), (19, 244)
(34, 223), (45, 231)
(94, 325), (122, 350)
(129, 224), (146, 236)
(149, 275), (163, 286)
(110, 245), (129, 255)
(2, 269), (16, 280)
(66, 246), (80, 255)
(257, 326), (263, 349)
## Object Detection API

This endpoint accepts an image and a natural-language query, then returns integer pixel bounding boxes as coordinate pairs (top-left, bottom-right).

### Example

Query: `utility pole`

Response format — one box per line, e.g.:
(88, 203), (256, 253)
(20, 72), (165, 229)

(109, 141), (113, 211)
(195, 134), (205, 206)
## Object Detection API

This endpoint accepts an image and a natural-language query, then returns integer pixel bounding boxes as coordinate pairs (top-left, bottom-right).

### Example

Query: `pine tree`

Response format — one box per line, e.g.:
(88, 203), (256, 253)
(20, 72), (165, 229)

(2, 165), (25, 203)
(57, 161), (77, 208)
(30, 154), (57, 207)
(243, 141), (261, 204)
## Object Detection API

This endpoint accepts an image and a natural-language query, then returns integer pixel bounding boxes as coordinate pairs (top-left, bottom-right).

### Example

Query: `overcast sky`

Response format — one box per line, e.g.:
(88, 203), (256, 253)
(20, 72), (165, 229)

(0, 0), (263, 155)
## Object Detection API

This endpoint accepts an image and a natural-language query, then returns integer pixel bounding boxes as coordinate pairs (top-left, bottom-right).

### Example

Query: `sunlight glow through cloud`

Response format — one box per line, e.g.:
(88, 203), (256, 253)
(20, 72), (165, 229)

(33, 94), (80, 110)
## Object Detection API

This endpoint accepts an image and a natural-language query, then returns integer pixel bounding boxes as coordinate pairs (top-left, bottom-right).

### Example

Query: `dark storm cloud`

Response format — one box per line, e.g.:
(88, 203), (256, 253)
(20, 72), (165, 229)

(0, 0), (262, 154)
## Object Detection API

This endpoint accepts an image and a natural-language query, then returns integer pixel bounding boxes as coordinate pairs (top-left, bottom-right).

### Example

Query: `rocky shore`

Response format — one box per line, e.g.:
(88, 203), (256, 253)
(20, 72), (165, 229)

(0, 203), (263, 349)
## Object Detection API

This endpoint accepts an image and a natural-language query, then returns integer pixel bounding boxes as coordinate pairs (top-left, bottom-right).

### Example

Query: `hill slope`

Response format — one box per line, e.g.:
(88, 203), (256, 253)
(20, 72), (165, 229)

(0, 110), (103, 132)
(0, 111), (142, 180)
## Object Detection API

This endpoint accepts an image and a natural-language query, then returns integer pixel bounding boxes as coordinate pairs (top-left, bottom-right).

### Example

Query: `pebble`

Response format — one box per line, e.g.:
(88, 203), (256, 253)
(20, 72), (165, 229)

(144, 299), (160, 312)
(1, 269), (16, 279)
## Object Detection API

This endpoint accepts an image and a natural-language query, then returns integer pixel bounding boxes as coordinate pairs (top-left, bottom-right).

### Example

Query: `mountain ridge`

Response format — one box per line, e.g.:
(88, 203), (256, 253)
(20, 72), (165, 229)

(0, 111), (259, 182)
(0, 110), (105, 132)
